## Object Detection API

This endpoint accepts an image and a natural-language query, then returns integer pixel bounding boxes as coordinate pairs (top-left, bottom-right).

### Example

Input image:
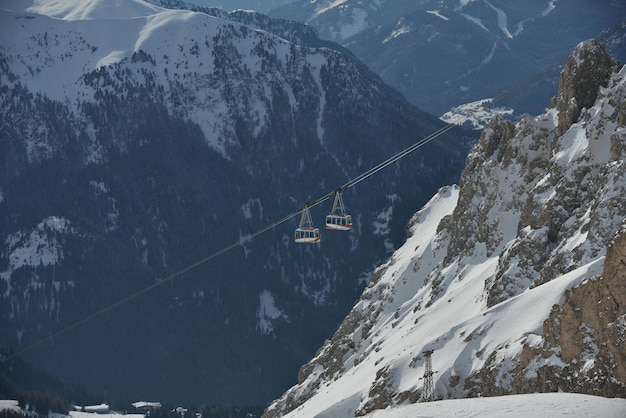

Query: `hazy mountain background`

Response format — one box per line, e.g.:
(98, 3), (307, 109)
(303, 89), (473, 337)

(269, 0), (626, 117)
(153, 1), (626, 123)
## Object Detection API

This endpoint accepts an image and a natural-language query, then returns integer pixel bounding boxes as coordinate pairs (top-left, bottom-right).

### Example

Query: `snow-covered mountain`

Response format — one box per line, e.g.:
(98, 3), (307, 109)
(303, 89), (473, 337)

(176, 0), (298, 13)
(270, 0), (626, 117)
(263, 40), (626, 417)
(0, 0), (471, 406)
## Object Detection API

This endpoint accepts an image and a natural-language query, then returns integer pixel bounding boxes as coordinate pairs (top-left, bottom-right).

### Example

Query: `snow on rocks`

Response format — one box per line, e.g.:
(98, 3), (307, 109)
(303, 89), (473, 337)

(264, 41), (626, 418)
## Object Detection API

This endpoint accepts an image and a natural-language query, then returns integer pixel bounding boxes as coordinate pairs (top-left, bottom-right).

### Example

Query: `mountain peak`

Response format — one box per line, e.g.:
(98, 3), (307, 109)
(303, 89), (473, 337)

(555, 39), (621, 136)
(21, 0), (162, 20)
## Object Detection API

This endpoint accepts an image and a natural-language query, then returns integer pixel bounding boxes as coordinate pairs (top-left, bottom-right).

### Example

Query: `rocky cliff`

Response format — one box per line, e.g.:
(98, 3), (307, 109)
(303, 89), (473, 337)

(512, 221), (626, 397)
(264, 40), (625, 417)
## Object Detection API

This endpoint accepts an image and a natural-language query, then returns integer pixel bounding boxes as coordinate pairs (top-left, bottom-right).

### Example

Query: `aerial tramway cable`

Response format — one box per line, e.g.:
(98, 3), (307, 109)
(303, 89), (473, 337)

(4, 19), (625, 363)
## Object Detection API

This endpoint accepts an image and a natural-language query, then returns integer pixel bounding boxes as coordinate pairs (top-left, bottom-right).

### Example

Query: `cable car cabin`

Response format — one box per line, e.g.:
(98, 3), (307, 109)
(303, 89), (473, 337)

(294, 227), (320, 243)
(326, 190), (352, 231)
(295, 205), (321, 243)
(326, 213), (352, 230)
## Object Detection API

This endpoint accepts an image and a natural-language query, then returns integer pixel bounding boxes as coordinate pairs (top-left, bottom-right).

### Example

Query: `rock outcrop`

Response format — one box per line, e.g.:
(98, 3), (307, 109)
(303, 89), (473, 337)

(555, 40), (620, 137)
(514, 222), (626, 397)
(263, 40), (626, 418)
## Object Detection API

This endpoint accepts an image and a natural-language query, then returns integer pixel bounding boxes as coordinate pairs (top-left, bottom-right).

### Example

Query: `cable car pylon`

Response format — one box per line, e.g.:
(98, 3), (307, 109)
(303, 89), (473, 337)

(326, 188), (352, 231)
(295, 204), (321, 243)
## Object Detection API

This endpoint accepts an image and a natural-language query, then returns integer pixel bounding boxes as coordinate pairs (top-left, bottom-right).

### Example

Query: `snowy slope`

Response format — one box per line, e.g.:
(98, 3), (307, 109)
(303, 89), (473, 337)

(2, 394), (624, 418)
(16, 0), (162, 20)
(1, 0), (311, 156)
(266, 186), (607, 416)
(264, 41), (626, 417)
(366, 393), (626, 418)
(177, 0), (298, 13)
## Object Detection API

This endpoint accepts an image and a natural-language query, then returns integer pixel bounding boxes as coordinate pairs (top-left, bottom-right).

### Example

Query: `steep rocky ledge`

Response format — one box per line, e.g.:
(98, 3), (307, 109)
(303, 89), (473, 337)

(555, 41), (621, 137)
(513, 222), (626, 397)
(263, 39), (626, 418)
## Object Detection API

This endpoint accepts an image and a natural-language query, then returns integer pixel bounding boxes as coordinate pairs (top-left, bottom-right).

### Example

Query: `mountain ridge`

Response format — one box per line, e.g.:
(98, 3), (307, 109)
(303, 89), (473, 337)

(263, 39), (626, 417)
(270, 0), (626, 117)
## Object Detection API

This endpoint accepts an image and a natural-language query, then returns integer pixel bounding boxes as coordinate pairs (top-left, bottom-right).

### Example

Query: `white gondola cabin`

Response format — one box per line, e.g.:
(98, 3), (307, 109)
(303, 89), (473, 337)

(295, 206), (320, 243)
(326, 190), (352, 231)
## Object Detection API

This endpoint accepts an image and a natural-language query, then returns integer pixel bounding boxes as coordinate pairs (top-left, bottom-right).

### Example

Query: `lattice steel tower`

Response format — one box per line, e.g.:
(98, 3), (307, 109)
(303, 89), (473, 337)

(422, 350), (434, 402)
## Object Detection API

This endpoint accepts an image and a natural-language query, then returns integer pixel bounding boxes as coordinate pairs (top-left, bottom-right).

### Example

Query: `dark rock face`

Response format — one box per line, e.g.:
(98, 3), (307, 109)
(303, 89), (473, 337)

(556, 40), (621, 136)
(514, 222), (626, 397)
